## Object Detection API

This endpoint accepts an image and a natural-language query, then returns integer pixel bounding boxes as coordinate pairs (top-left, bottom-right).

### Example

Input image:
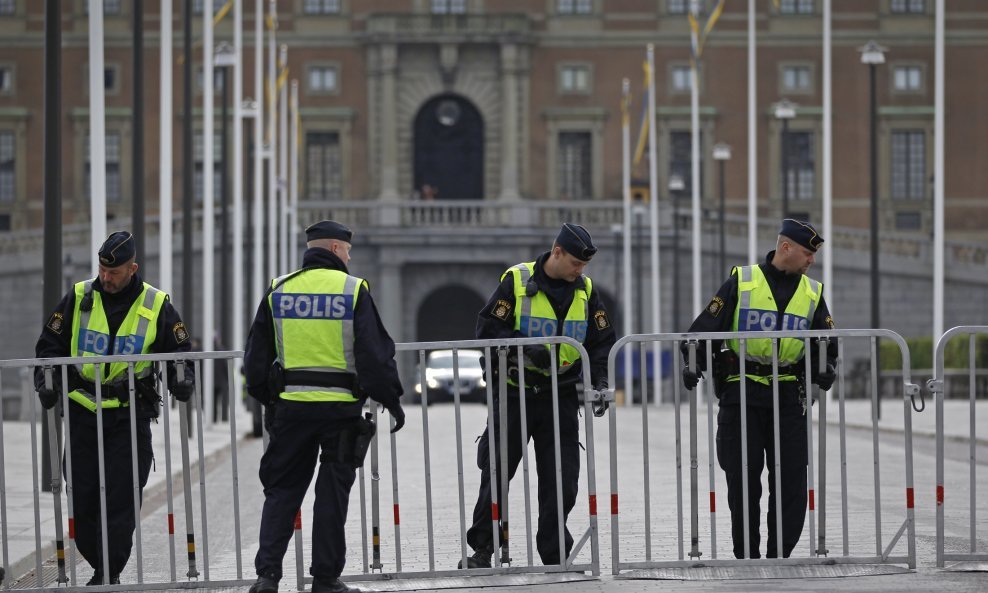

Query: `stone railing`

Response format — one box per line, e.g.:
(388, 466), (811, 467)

(3, 200), (986, 270)
(364, 13), (531, 40)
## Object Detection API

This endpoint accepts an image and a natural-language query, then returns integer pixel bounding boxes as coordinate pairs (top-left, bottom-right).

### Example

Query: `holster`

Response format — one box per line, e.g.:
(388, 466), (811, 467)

(712, 349), (738, 397)
(330, 413), (376, 469)
(267, 361), (285, 403)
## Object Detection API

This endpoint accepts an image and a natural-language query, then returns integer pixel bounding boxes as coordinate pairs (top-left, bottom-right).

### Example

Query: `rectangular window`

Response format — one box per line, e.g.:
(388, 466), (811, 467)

(307, 66), (338, 93)
(557, 132), (592, 200)
(782, 131), (815, 200)
(0, 131), (14, 202)
(670, 131), (702, 196)
(431, 0), (467, 14)
(891, 130), (926, 200)
(782, 65), (811, 92)
(891, 0), (925, 13)
(194, 132), (223, 203)
(669, 0), (710, 14)
(0, 0), (14, 15)
(0, 214), (9, 231)
(303, 0), (341, 14)
(895, 211), (922, 230)
(559, 64), (590, 93)
(306, 132), (342, 200)
(893, 65), (923, 91)
(779, 0), (814, 14)
(671, 65), (693, 92)
(558, 0), (593, 15)
(196, 67), (225, 93)
(85, 0), (122, 14)
(85, 132), (122, 203)
(0, 67), (11, 93)
(193, 0), (225, 15)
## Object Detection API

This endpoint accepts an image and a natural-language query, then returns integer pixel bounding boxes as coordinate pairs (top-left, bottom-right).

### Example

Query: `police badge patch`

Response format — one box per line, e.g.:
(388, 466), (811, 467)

(825, 316), (836, 330)
(594, 310), (610, 330)
(173, 322), (190, 344)
(492, 299), (512, 321)
(706, 296), (725, 317)
(46, 312), (64, 334)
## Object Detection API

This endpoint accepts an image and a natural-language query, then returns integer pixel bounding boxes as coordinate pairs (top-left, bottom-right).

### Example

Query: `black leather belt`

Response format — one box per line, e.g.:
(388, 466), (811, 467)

(283, 370), (356, 391)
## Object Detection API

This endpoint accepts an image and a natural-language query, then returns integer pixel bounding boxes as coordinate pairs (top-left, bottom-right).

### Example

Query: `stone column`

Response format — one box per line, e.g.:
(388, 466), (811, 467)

(378, 43), (401, 203)
(499, 43), (522, 201)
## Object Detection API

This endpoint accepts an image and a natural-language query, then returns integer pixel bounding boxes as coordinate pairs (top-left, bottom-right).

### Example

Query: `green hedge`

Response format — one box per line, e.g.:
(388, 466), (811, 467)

(878, 334), (988, 371)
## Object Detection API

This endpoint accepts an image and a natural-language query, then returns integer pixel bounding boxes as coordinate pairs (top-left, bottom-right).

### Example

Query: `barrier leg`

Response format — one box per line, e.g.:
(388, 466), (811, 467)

(804, 338), (817, 557)
(27, 370), (43, 587)
(837, 341), (850, 557)
(160, 370), (178, 581)
(192, 361), (211, 581)
(817, 340), (829, 557)
(369, 404), (382, 572)
(671, 347), (684, 561)
(497, 347), (510, 566)
(516, 346), (534, 567)
(420, 350), (437, 572)
(739, 340), (751, 560)
(177, 362), (200, 579)
(452, 351), (470, 570)
(705, 344), (717, 559)
(771, 342), (783, 560)
(639, 345), (652, 562)
(869, 337), (883, 558)
(42, 367), (68, 584)
(126, 365), (144, 583)
(686, 343), (700, 559)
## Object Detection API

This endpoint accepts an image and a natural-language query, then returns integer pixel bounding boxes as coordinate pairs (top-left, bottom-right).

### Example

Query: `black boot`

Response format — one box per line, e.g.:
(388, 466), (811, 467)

(311, 577), (368, 593)
(85, 572), (103, 586)
(456, 548), (493, 569)
(248, 575), (279, 593)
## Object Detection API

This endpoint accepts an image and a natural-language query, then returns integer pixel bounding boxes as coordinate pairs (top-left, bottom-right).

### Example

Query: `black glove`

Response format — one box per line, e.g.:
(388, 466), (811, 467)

(682, 366), (704, 391)
(812, 361), (837, 391)
(386, 403), (405, 434)
(170, 378), (195, 402)
(523, 345), (552, 371)
(38, 388), (59, 410)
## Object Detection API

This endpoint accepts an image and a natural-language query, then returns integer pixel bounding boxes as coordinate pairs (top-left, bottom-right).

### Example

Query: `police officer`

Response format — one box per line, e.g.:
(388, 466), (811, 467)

(34, 231), (195, 585)
(681, 219), (838, 559)
(245, 220), (404, 593)
(461, 223), (616, 568)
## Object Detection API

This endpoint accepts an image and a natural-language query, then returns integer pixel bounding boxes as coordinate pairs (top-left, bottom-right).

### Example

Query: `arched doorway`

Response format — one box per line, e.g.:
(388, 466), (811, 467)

(416, 285), (486, 342)
(413, 94), (484, 200)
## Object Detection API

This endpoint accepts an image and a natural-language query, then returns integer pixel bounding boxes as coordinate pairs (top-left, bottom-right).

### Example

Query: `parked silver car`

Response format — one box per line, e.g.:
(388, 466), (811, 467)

(413, 349), (487, 404)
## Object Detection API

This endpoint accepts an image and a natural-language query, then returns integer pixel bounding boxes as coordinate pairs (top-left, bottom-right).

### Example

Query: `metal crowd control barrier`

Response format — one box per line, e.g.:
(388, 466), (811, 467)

(930, 325), (988, 568)
(340, 336), (601, 589)
(605, 329), (921, 575)
(0, 351), (246, 592)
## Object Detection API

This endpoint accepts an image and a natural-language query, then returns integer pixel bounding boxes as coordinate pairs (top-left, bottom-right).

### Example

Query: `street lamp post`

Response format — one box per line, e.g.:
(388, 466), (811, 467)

(668, 173), (686, 332)
(860, 40), (887, 414)
(713, 143), (732, 275)
(773, 99), (797, 218)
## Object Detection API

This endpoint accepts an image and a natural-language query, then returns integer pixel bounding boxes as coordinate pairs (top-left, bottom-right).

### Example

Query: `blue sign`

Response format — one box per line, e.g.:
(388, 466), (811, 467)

(273, 293), (353, 320)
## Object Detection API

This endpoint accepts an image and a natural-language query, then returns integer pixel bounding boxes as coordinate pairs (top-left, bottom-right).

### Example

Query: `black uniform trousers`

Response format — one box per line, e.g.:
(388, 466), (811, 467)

(466, 389), (581, 565)
(255, 401), (357, 583)
(715, 381), (808, 559)
(66, 403), (154, 578)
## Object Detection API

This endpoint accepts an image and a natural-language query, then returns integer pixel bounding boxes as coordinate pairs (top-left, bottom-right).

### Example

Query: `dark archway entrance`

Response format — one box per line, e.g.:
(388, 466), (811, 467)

(416, 285), (486, 342)
(413, 94), (484, 200)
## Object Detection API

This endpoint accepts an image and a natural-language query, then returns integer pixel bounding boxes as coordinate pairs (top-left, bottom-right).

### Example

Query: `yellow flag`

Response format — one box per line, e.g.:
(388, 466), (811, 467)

(633, 60), (651, 165)
(213, 0), (233, 26)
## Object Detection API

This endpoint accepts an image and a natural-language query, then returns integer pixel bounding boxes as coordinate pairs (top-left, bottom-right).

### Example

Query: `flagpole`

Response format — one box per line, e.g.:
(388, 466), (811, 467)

(203, 0), (216, 424)
(747, 0), (758, 263)
(822, 0), (833, 310)
(933, 0), (945, 341)
(621, 78), (633, 408)
(290, 79), (300, 272)
(646, 44), (663, 405)
(278, 45), (289, 276)
(233, 0), (245, 402)
(160, 0), (173, 294)
(267, 0), (278, 282)
(88, 0), (107, 275)
(252, 0), (265, 312)
(689, 1), (703, 323)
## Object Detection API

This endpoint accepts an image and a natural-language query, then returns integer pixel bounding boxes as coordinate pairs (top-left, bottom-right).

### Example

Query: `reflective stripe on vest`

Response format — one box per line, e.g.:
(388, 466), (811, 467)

(727, 265), (822, 385)
(69, 280), (166, 411)
(507, 262), (591, 384)
(269, 269), (363, 402)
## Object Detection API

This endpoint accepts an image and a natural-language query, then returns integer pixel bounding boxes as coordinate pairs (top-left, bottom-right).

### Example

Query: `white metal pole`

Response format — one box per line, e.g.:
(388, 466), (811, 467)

(88, 0), (107, 276)
(621, 78), (633, 408)
(822, 0), (833, 311)
(278, 45), (288, 276)
(233, 0), (245, 401)
(933, 0), (945, 341)
(289, 79), (299, 272)
(646, 45), (663, 404)
(160, 0), (173, 294)
(252, 0), (264, 309)
(203, 0), (216, 424)
(747, 0), (758, 263)
(689, 3), (702, 322)
(266, 0), (278, 282)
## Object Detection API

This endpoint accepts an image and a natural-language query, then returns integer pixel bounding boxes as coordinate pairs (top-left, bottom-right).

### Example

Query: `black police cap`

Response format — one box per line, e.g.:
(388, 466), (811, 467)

(305, 220), (353, 243)
(555, 223), (597, 261)
(98, 231), (136, 267)
(780, 218), (824, 253)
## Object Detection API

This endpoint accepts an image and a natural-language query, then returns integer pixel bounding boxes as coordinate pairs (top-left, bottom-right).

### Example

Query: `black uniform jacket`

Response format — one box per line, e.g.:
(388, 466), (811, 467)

(476, 251), (617, 390)
(34, 273), (194, 416)
(683, 251), (838, 406)
(244, 248), (403, 417)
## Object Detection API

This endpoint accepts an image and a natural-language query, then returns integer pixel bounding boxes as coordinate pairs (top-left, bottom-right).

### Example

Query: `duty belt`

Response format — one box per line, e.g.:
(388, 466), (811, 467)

(735, 360), (802, 378)
(283, 369), (356, 392)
